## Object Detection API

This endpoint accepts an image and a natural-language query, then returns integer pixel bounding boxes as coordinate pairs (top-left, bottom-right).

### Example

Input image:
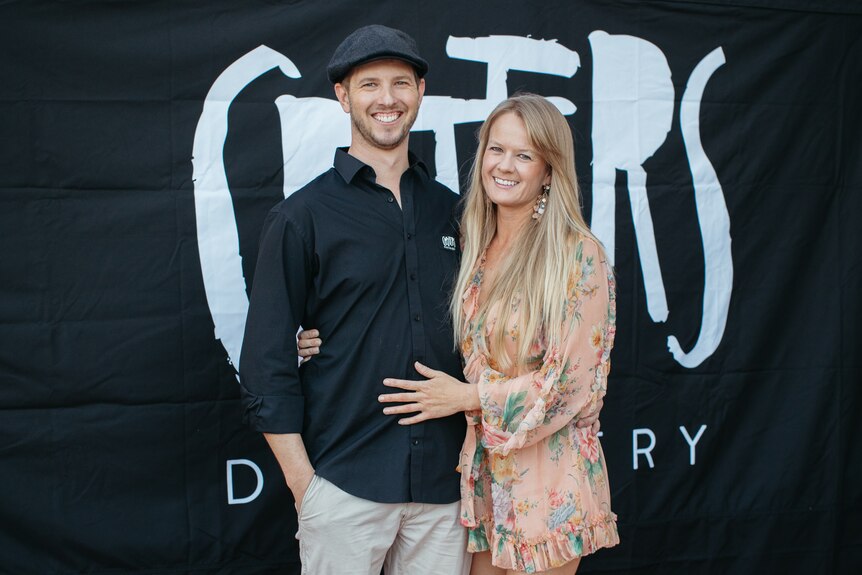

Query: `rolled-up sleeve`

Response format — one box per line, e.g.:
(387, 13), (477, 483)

(239, 206), (313, 433)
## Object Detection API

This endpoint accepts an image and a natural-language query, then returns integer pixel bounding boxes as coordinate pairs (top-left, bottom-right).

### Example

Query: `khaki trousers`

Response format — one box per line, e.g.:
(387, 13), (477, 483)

(297, 475), (470, 575)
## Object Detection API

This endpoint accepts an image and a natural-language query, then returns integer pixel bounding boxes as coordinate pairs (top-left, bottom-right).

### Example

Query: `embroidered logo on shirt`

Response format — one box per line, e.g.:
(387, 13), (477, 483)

(441, 236), (456, 251)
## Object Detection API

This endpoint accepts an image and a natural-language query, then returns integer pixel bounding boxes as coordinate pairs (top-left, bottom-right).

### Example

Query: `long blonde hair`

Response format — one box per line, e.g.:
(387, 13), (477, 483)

(451, 94), (607, 370)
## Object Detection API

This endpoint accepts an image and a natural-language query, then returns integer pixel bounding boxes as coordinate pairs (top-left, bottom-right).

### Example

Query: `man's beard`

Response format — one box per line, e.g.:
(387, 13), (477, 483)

(350, 107), (417, 150)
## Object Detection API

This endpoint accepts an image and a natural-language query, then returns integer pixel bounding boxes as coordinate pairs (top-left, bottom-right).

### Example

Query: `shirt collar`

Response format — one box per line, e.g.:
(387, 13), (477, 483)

(333, 147), (430, 184)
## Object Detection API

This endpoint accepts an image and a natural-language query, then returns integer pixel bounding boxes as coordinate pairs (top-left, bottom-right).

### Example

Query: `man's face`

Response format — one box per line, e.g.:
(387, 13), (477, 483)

(335, 59), (425, 151)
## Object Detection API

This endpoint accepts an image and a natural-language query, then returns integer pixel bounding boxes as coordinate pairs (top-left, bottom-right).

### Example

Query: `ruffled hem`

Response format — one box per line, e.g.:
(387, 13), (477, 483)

(466, 514), (619, 574)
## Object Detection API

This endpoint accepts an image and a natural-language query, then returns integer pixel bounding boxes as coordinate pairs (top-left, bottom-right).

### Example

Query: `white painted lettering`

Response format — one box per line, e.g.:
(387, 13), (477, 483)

(668, 49), (731, 368)
(227, 459), (264, 505)
(679, 424), (707, 465)
(193, 35), (732, 373)
(632, 428), (657, 469)
(193, 46), (301, 373)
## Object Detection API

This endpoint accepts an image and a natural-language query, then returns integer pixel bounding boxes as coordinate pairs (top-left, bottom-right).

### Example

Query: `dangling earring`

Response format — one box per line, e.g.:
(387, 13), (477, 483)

(532, 184), (550, 220)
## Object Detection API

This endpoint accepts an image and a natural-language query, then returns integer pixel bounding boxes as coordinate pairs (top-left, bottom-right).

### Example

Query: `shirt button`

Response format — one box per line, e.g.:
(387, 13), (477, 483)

(409, 272), (417, 280)
(414, 314), (421, 322)
(387, 196), (394, 203)
(412, 439), (420, 446)
(406, 233), (412, 240)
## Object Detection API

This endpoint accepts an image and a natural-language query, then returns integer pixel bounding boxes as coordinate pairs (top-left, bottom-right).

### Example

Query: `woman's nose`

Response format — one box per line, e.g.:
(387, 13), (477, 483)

(497, 153), (514, 172)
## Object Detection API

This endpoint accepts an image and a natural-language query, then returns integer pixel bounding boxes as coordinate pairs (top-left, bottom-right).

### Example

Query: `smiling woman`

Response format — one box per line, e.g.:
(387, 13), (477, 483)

(481, 112), (552, 220)
(444, 95), (618, 575)
(370, 94), (620, 574)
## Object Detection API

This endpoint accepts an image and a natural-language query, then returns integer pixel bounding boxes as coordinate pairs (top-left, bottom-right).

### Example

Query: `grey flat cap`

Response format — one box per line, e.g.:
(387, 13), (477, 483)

(327, 24), (429, 84)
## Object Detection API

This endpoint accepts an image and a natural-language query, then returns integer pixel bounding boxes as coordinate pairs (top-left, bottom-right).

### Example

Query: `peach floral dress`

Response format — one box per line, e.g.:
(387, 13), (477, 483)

(457, 237), (619, 573)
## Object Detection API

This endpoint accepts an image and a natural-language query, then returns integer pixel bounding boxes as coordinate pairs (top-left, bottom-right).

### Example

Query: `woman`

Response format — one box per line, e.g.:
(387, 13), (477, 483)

(301, 94), (618, 574)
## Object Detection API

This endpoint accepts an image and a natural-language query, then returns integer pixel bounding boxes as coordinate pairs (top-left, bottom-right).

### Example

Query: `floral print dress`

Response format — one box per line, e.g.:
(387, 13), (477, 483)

(457, 237), (619, 573)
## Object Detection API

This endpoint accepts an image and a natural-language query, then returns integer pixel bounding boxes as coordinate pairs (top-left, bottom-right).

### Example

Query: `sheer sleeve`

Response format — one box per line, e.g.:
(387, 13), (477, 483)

(476, 238), (615, 456)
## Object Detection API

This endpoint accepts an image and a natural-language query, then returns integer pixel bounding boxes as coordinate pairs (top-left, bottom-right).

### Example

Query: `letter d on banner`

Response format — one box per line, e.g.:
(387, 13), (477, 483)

(226, 459), (264, 505)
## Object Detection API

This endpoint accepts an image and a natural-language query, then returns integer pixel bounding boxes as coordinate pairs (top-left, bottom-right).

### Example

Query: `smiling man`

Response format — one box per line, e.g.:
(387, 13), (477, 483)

(239, 25), (469, 574)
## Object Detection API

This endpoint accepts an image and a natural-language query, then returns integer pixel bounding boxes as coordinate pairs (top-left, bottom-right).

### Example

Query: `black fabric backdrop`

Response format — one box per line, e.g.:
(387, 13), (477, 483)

(1, 0), (860, 573)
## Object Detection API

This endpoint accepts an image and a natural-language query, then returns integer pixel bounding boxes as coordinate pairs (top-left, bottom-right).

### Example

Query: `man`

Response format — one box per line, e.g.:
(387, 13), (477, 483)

(239, 25), (469, 574)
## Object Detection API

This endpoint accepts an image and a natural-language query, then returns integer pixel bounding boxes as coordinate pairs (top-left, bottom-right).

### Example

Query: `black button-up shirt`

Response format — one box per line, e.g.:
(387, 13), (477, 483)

(239, 148), (465, 504)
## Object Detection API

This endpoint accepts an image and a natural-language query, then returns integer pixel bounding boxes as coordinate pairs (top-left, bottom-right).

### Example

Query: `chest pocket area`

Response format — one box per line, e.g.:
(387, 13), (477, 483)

(427, 232), (459, 293)
(318, 235), (402, 299)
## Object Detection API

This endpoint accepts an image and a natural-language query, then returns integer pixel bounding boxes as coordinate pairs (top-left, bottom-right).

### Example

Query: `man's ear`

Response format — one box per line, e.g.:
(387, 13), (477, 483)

(417, 77), (425, 106)
(334, 82), (351, 114)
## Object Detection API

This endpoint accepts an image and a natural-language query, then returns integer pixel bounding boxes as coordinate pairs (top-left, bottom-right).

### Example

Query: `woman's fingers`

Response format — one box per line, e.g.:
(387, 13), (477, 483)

(379, 372), (461, 424)
(396, 413), (428, 425)
(382, 403), (423, 415)
(382, 378), (422, 391)
(414, 361), (443, 377)
(379, 391), (422, 404)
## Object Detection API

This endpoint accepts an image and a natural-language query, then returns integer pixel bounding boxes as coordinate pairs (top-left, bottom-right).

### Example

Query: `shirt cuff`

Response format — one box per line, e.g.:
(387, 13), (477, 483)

(240, 389), (305, 433)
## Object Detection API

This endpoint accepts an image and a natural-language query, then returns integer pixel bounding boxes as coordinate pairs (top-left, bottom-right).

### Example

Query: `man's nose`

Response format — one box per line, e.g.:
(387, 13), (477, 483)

(379, 85), (397, 106)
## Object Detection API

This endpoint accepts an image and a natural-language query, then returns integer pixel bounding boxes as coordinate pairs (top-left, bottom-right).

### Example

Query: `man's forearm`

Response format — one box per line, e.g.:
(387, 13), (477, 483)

(263, 432), (315, 505)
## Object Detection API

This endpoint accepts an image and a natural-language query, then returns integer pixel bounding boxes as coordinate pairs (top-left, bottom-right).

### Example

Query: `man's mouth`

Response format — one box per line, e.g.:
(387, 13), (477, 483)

(373, 112), (402, 124)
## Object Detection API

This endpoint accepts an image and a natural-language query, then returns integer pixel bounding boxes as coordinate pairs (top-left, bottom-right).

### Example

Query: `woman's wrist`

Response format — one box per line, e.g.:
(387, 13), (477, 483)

(462, 383), (481, 411)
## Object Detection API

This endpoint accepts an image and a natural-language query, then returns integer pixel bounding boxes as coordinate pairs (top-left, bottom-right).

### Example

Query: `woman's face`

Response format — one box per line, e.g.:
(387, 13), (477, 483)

(481, 112), (550, 218)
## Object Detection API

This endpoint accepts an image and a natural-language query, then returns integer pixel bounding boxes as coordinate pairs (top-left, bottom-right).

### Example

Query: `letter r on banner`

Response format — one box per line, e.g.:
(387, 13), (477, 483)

(227, 459), (264, 505)
(633, 428), (657, 470)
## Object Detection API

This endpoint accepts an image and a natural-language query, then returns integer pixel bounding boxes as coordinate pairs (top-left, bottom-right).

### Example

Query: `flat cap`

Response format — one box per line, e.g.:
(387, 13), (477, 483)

(327, 24), (429, 84)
